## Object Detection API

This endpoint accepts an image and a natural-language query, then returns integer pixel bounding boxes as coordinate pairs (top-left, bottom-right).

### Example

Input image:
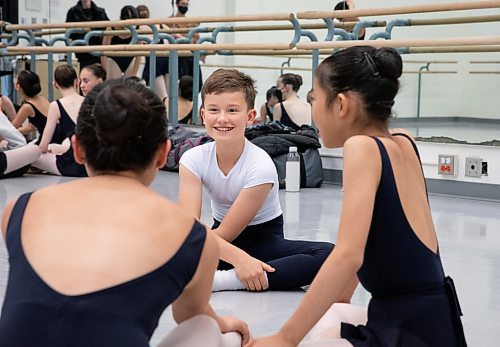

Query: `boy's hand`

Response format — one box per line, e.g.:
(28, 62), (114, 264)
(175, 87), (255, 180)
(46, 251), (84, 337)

(233, 254), (275, 291)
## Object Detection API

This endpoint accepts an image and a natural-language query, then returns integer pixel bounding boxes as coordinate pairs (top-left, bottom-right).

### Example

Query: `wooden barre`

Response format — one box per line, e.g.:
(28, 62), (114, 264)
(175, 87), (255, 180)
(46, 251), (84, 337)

(470, 61), (500, 64)
(202, 63), (458, 74)
(409, 45), (500, 53)
(7, 43), (294, 53)
(469, 71), (500, 73)
(409, 14), (500, 26)
(5, 13), (295, 31)
(296, 0), (500, 19)
(295, 36), (500, 49)
(402, 60), (458, 64)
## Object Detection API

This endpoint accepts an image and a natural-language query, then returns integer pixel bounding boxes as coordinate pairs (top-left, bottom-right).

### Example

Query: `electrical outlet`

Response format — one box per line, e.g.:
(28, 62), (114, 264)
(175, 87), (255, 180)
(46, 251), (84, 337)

(482, 161), (488, 176)
(465, 157), (482, 178)
(438, 154), (458, 175)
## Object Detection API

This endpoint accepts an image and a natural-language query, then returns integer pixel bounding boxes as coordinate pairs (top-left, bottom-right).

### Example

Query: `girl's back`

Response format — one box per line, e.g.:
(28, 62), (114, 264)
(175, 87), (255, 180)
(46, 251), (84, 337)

(0, 178), (205, 346)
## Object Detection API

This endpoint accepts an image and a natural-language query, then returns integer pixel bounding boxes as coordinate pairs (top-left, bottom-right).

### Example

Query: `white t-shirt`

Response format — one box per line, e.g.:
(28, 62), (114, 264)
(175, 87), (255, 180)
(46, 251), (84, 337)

(180, 139), (282, 225)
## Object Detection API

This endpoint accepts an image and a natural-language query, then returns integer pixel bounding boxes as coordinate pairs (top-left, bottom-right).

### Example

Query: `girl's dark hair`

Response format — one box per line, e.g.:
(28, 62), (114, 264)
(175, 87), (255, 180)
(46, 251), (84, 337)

(334, 1), (349, 11)
(76, 78), (167, 173)
(315, 46), (402, 121)
(279, 73), (303, 92)
(17, 70), (41, 97)
(179, 75), (193, 101)
(266, 86), (279, 101)
(136, 5), (150, 18)
(54, 65), (78, 89)
(120, 5), (138, 20)
(82, 63), (107, 81)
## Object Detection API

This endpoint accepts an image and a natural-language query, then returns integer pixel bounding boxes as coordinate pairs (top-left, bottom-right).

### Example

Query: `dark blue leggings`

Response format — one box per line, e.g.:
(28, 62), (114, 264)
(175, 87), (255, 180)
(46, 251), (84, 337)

(213, 214), (334, 290)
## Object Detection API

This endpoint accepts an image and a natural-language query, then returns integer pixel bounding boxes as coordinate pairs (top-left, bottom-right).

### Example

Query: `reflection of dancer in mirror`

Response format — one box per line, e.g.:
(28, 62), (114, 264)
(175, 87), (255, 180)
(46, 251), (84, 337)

(137, 4), (171, 101)
(101, 6), (142, 79)
(333, 0), (366, 40)
(250, 46), (466, 347)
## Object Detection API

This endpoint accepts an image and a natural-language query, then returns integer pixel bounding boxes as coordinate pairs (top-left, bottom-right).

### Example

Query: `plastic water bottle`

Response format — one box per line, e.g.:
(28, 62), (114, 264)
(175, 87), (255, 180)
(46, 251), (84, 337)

(286, 146), (300, 192)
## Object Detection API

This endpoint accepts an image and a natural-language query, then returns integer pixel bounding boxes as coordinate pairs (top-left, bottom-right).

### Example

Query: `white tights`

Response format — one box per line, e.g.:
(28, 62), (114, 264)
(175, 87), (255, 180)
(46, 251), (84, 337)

(31, 152), (61, 175)
(299, 303), (368, 347)
(4, 144), (40, 174)
(157, 315), (241, 347)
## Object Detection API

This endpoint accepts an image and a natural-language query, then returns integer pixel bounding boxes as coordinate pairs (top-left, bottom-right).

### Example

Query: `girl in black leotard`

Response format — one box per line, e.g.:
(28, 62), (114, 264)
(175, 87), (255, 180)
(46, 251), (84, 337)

(101, 6), (141, 79)
(0, 78), (249, 346)
(11, 70), (50, 144)
(32, 65), (87, 177)
(251, 47), (466, 347)
(165, 75), (194, 124)
(79, 63), (106, 96)
(0, 103), (40, 179)
(274, 73), (311, 130)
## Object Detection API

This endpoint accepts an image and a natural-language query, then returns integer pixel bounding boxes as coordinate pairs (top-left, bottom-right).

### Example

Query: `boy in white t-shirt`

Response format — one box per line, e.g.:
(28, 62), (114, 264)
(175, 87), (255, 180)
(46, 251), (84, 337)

(179, 69), (333, 292)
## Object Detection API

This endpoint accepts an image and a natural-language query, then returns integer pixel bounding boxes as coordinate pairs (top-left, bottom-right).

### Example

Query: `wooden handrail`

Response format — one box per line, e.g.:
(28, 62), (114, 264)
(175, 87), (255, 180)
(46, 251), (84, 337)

(5, 13), (295, 31)
(295, 36), (500, 49)
(297, 0), (500, 19)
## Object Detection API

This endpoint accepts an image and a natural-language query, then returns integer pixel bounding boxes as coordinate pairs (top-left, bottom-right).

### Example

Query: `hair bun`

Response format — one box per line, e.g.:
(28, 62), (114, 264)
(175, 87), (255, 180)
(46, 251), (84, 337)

(295, 74), (303, 86)
(374, 48), (403, 80)
(93, 85), (149, 146)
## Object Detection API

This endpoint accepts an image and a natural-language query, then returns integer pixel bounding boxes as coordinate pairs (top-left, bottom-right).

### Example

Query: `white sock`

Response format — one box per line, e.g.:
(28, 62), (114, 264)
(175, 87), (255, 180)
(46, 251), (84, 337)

(212, 270), (246, 292)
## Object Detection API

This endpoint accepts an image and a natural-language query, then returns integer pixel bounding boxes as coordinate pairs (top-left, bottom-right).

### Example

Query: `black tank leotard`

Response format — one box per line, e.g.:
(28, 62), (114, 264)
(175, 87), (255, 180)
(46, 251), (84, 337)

(0, 192), (207, 347)
(341, 134), (467, 347)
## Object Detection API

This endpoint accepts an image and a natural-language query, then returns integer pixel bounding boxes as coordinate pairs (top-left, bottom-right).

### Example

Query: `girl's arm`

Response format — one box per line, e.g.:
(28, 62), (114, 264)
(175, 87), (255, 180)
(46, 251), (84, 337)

(248, 136), (381, 346)
(1, 95), (17, 121)
(100, 28), (111, 68)
(11, 104), (33, 130)
(38, 101), (60, 153)
(172, 230), (250, 345)
(258, 104), (267, 124)
(273, 103), (282, 122)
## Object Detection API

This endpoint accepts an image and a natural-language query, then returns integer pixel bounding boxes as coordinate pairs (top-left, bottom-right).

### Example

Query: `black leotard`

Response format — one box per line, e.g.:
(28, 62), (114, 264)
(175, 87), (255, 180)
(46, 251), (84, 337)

(279, 103), (300, 131)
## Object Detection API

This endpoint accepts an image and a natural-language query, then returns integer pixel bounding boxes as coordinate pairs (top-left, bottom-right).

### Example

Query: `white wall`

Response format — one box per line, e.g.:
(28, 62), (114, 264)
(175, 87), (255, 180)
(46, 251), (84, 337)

(17, 0), (500, 121)
(320, 141), (500, 189)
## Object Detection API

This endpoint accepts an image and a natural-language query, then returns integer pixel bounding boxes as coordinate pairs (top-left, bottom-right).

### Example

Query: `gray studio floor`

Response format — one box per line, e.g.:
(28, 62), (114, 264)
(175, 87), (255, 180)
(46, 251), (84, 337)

(1, 171), (499, 346)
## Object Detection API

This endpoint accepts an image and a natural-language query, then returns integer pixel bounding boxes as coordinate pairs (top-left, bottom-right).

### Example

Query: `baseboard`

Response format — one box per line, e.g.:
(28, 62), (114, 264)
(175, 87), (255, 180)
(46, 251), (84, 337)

(323, 169), (500, 201)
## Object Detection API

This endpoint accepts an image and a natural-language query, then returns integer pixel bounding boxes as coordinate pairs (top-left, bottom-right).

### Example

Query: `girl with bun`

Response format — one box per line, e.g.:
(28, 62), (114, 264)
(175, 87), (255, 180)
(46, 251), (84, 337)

(11, 70), (50, 143)
(273, 73), (311, 130)
(79, 63), (106, 96)
(0, 78), (249, 347)
(31, 65), (87, 177)
(249, 46), (466, 347)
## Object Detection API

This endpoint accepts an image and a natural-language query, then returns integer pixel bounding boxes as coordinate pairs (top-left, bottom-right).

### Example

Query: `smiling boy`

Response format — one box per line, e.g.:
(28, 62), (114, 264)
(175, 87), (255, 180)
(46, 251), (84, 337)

(178, 69), (333, 292)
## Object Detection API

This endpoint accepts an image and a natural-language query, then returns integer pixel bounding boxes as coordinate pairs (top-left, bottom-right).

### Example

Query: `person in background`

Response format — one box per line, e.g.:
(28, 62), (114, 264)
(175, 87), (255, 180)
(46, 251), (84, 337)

(257, 86), (281, 125)
(273, 73), (311, 130)
(65, 0), (110, 70)
(165, 75), (194, 124)
(101, 6), (142, 79)
(0, 94), (17, 121)
(31, 65), (87, 177)
(79, 63), (106, 97)
(11, 70), (50, 144)
(137, 4), (171, 101)
(171, 0), (204, 91)
(333, 0), (366, 40)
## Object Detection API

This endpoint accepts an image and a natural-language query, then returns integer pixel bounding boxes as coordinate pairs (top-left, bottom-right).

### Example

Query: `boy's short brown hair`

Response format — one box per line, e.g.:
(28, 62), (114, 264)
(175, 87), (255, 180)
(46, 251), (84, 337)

(201, 69), (257, 109)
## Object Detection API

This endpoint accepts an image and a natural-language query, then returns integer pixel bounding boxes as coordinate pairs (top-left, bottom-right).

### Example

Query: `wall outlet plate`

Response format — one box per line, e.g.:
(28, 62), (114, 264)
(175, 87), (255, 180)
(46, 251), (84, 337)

(465, 157), (482, 178)
(438, 154), (458, 176)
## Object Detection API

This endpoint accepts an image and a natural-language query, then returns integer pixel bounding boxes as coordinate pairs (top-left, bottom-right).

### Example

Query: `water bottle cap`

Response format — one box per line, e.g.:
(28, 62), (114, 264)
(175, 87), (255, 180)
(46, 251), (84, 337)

(289, 146), (298, 152)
